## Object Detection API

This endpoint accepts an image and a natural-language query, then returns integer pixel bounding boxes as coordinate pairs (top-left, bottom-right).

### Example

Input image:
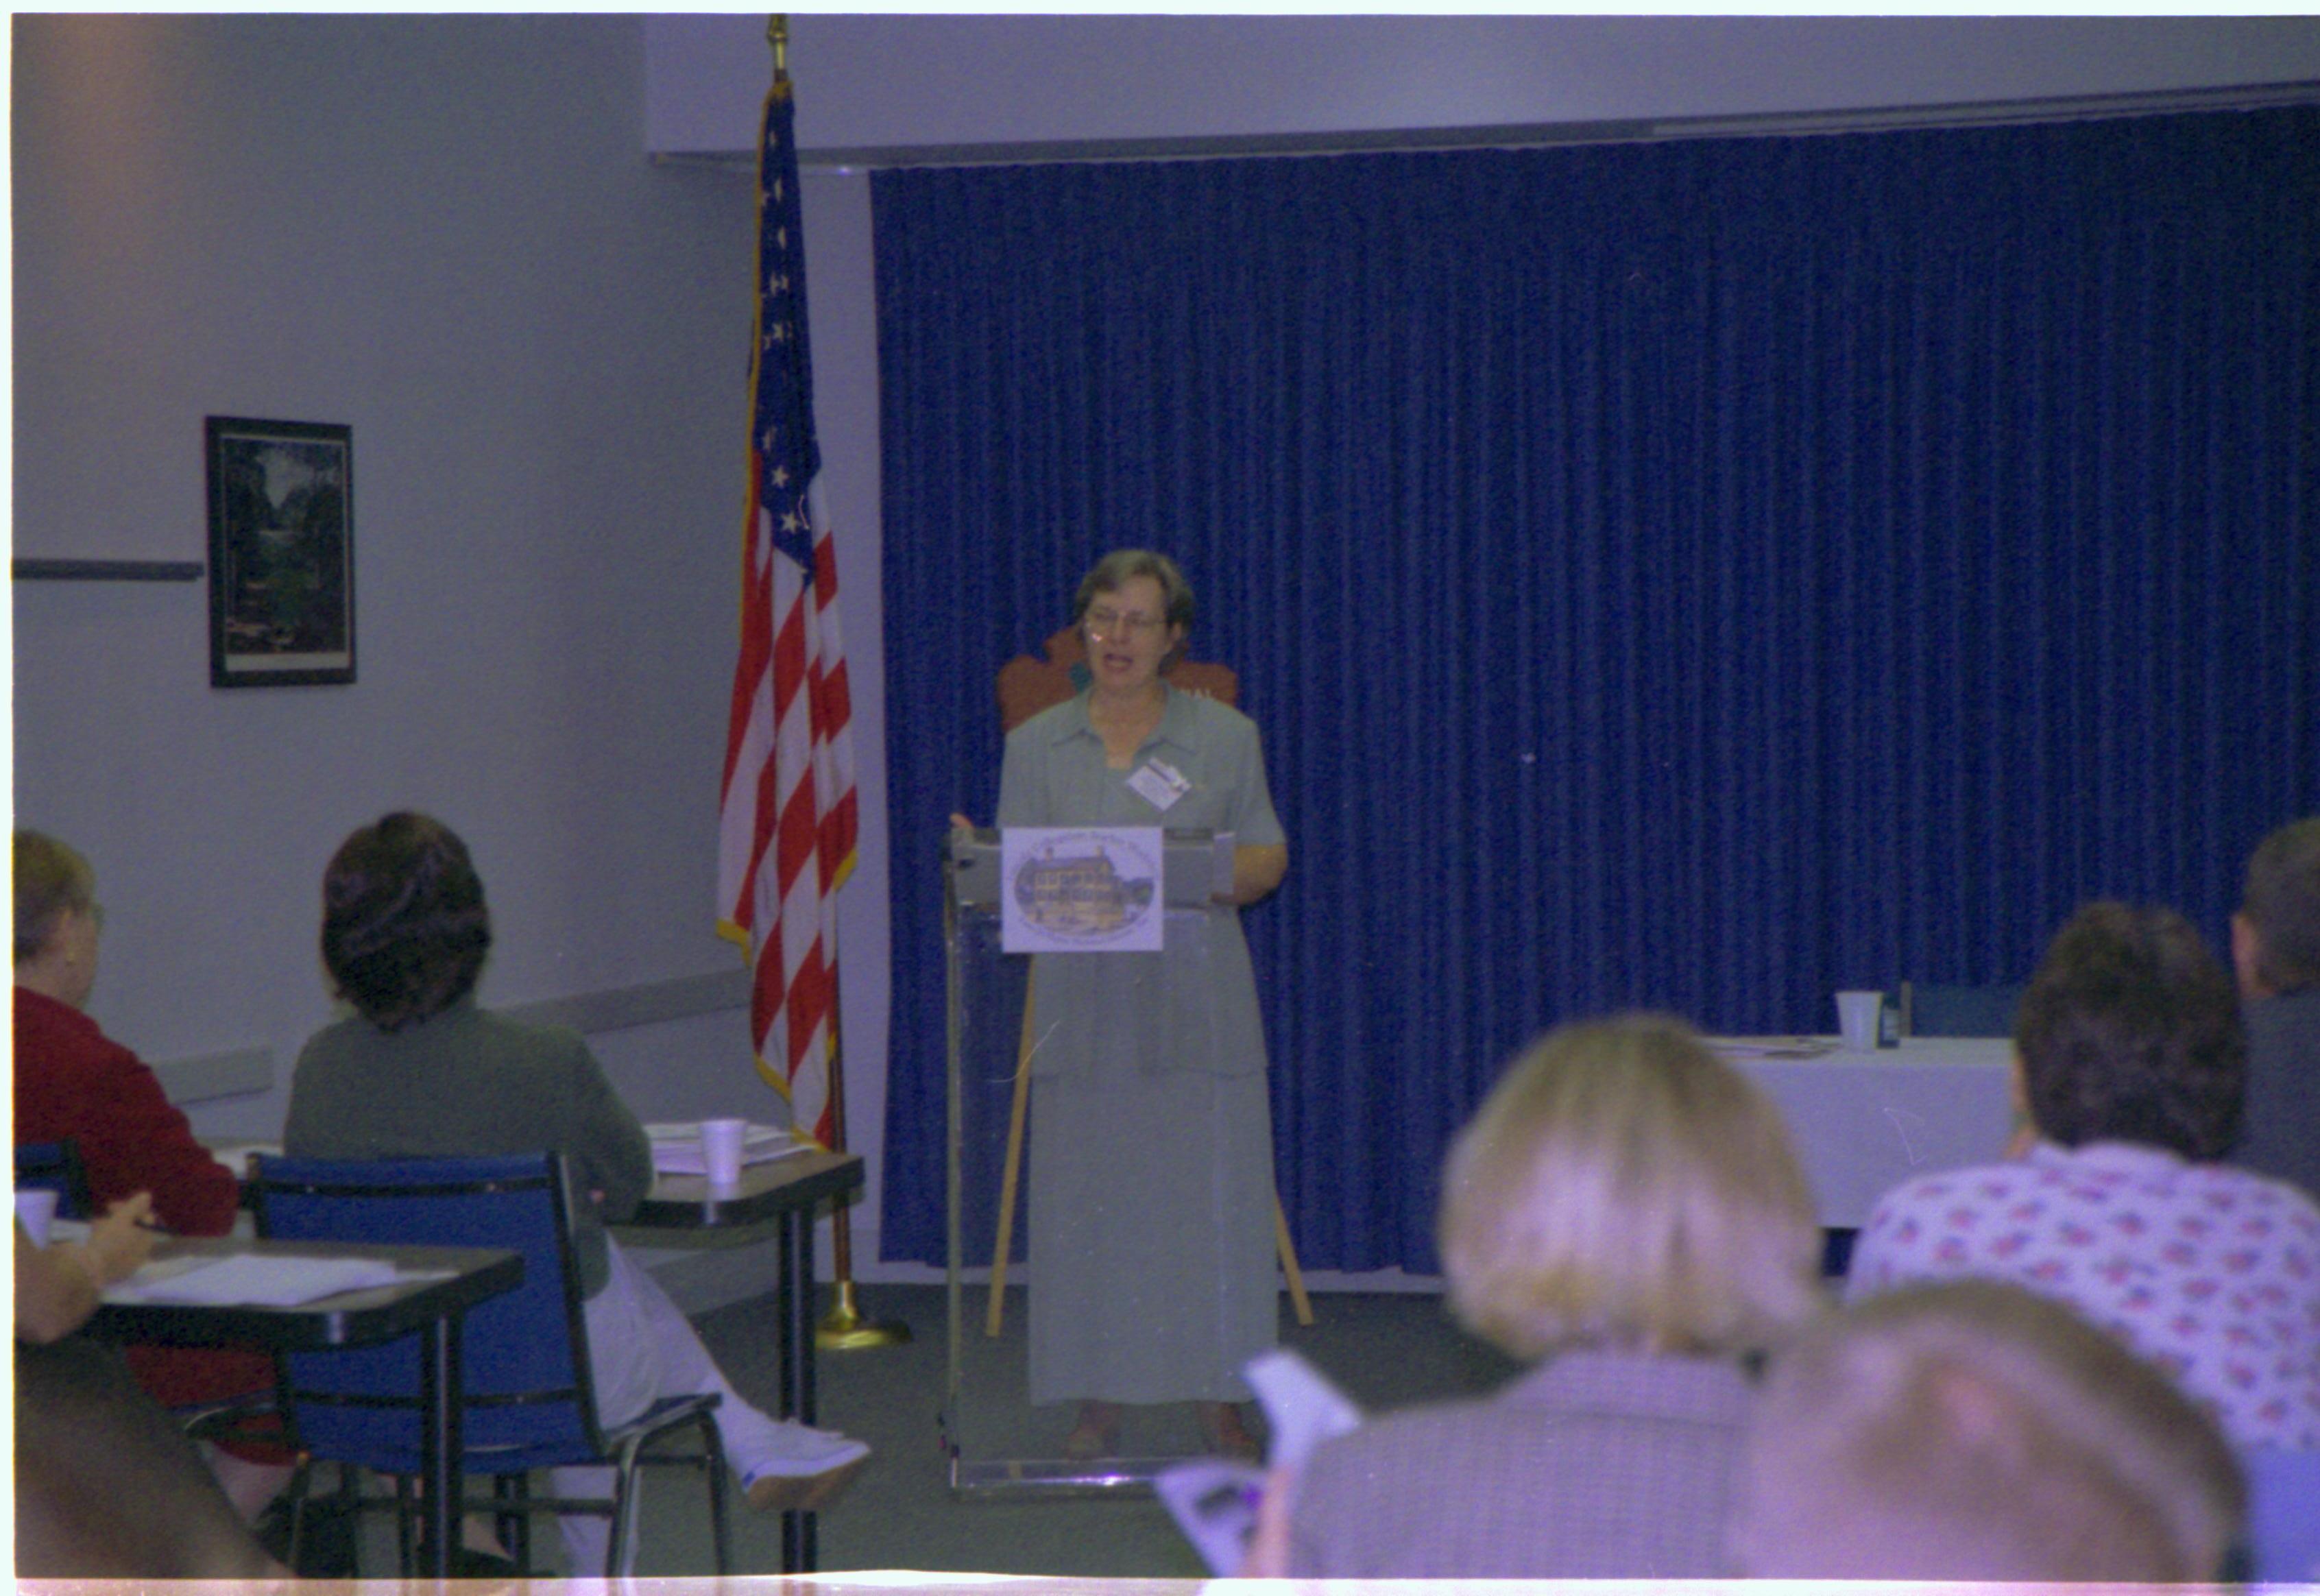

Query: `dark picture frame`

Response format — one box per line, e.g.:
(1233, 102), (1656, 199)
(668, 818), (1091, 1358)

(206, 415), (355, 687)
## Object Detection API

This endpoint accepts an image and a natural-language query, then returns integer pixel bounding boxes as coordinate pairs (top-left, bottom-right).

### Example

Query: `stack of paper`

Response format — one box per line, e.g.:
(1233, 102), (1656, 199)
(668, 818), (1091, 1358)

(644, 1122), (806, 1176)
(121, 1254), (407, 1307)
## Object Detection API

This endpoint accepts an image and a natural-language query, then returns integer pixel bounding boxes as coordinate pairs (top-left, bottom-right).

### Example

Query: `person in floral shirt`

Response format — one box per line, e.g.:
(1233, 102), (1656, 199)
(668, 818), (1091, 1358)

(1846, 902), (2320, 1452)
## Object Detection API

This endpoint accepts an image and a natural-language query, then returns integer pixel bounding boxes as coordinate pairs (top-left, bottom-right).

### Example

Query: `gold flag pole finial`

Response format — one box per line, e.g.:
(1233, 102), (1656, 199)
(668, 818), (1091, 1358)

(769, 14), (788, 83)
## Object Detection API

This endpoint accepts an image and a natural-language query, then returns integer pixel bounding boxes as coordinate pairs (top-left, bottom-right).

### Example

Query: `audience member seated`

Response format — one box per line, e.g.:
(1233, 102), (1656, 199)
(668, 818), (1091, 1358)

(16, 1205), (289, 1579)
(2232, 815), (2320, 1199)
(1244, 1014), (1824, 1577)
(1847, 901), (2320, 1453)
(12, 828), (293, 1515)
(281, 811), (871, 1576)
(1732, 1278), (2243, 1579)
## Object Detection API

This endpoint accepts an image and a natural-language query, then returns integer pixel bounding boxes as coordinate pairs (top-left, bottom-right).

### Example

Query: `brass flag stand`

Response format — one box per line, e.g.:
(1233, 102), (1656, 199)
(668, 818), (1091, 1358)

(816, 980), (910, 1350)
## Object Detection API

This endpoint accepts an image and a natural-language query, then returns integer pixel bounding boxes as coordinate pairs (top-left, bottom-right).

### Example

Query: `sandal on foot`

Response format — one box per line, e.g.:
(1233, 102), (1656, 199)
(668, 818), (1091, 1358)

(1198, 1401), (1262, 1462)
(1062, 1402), (1123, 1460)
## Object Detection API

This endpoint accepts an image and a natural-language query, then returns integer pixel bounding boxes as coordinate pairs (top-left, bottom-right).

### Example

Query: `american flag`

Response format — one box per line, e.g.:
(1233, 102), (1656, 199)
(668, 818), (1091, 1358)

(718, 75), (856, 1149)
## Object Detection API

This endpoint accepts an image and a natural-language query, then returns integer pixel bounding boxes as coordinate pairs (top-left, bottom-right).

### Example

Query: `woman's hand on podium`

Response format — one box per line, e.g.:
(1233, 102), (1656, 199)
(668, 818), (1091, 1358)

(1214, 842), (1289, 907)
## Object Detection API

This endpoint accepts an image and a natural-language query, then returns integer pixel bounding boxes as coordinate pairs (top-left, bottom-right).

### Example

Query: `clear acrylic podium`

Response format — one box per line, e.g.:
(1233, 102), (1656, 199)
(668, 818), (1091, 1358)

(941, 827), (1237, 1496)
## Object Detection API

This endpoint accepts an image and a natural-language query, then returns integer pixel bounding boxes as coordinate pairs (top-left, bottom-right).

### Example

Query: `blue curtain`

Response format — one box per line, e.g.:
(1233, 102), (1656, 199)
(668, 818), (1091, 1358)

(874, 107), (2320, 1272)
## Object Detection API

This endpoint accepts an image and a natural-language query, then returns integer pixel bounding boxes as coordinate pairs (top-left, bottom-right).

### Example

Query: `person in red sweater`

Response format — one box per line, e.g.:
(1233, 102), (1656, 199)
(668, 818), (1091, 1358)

(12, 830), (291, 1516)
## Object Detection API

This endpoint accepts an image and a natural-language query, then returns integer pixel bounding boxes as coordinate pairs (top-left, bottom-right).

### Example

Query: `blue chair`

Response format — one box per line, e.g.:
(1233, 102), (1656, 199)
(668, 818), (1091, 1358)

(15, 1139), (93, 1220)
(1904, 981), (2027, 1039)
(249, 1151), (731, 1577)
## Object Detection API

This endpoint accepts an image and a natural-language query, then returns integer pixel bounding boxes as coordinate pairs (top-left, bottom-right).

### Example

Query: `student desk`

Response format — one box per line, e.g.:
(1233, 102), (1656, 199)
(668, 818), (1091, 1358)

(87, 1235), (522, 1580)
(623, 1149), (865, 1573)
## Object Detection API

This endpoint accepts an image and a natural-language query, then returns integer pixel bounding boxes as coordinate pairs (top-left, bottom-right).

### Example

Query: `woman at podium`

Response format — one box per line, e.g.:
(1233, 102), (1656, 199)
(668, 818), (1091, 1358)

(989, 549), (1289, 1460)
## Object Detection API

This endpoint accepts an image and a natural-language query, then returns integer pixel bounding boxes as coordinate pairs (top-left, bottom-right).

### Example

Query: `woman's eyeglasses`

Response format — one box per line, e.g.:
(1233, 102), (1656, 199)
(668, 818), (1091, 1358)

(1085, 608), (1163, 638)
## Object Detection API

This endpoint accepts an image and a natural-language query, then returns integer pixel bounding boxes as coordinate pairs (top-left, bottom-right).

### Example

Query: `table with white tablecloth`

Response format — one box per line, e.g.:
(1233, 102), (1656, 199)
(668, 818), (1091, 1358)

(1718, 1038), (2016, 1229)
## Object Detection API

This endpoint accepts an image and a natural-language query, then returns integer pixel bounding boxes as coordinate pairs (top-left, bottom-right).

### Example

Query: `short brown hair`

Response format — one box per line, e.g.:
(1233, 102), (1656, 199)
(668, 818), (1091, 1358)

(14, 832), (94, 963)
(1735, 1280), (2244, 1580)
(2016, 902), (2245, 1159)
(1070, 549), (1194, 633)
(320, 812), (492, 1032)
(1439, 1013), (1824, 1361)
(2242, 816), (2320, 994)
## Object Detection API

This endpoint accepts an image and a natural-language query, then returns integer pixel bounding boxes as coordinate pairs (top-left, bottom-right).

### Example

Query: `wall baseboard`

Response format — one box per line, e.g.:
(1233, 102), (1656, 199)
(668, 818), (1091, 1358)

(150, 1047), (273, 1104)
(154, 969), (753, 1108)
(502, 967), (751, 1036)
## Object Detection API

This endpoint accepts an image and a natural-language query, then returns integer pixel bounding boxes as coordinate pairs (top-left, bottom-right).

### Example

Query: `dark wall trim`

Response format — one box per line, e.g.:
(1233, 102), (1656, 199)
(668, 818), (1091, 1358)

(14, 559), (204, 582)
(156, 970), (751, 1106)
(152, 1047), (274, 1104)
(500, 967), (753, 1037)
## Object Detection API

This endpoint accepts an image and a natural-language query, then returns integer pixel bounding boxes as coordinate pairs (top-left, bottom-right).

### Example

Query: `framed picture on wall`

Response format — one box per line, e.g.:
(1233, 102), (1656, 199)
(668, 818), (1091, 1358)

(206, 415), (355, 687)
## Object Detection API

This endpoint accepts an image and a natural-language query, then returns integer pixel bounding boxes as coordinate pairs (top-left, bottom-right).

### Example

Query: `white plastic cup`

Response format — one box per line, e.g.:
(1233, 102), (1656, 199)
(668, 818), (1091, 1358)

(1835, 991), (1884, 1052)
(15, 1189), (60, 1246)
(699, 1119), (747, 1187)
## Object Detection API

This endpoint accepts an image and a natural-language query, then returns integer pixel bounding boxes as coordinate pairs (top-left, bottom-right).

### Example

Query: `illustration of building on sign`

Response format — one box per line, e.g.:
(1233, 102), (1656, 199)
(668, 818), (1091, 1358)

(1014, 842), (1156, 936)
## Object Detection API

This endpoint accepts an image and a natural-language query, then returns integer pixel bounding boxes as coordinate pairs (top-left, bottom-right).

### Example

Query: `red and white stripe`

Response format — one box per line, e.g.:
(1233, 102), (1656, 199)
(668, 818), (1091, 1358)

(718, 487), (856, 1148)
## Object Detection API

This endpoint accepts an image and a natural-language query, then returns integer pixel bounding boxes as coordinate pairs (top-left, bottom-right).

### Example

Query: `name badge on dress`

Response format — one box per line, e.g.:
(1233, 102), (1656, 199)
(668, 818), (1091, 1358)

(1127, 758), (1192, 812)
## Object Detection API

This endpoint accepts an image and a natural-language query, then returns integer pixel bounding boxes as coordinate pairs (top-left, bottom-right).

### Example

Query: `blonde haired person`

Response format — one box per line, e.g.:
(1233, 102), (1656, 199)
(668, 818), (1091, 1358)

(1248, 1014), (1824, 1577)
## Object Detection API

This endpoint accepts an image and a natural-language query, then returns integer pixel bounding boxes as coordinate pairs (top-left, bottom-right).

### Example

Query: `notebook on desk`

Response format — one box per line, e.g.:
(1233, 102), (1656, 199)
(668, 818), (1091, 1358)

(112, 1253), (413, 1307)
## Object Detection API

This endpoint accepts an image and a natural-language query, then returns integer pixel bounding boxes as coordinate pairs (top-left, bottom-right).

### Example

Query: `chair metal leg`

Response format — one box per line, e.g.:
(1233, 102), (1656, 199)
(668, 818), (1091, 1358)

(607, 1466), (640, 1577)
(336, 1462), (365, 1579)
(277, 1457), (314, 1571)
(494, 1473), (531, 1572)
(394, 1473), (417, 1575)
(703, 1411), (732, 1575)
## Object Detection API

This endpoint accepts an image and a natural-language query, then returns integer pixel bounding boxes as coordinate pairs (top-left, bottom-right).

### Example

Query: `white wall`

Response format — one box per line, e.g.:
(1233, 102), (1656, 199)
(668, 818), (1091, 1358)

(10, 14), (770, 1220)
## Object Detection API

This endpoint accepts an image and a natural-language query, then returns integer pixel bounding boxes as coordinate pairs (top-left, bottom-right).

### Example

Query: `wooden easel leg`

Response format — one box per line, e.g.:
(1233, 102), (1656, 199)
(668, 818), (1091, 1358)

(1275, 1194), (1314, 1327)
(985, 971), (1035, 1338)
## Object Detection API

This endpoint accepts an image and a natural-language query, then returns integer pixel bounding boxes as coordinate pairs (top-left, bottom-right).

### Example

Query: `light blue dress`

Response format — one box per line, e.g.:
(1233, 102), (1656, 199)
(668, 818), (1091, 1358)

(997, 684), (1285, 1404)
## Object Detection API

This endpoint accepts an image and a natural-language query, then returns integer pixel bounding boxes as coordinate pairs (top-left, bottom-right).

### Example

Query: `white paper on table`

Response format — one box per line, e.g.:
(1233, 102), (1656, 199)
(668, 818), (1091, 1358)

(644, 1122), (808, 1176)
(1708, 1035), (1841, 1059)
(116, 1253), (413, 1307)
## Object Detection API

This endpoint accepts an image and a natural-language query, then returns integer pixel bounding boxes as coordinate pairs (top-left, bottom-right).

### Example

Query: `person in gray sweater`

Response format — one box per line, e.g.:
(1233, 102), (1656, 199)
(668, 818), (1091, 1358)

(284, 812), (869, 1575)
